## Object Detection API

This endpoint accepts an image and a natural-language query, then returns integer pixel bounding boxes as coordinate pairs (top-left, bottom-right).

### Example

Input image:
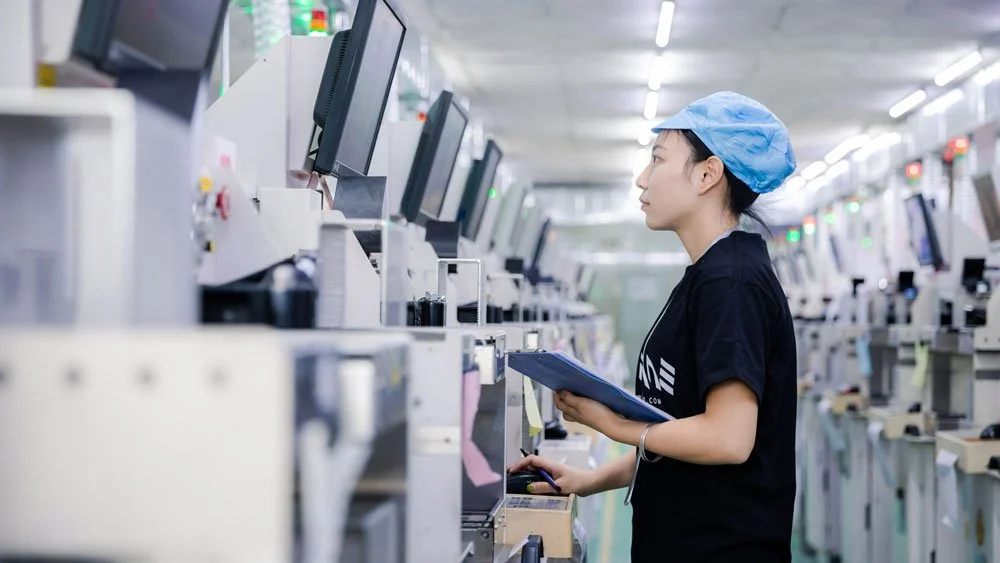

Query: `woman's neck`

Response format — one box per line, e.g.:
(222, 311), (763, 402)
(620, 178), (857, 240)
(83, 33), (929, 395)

(677, 214), (740, 263)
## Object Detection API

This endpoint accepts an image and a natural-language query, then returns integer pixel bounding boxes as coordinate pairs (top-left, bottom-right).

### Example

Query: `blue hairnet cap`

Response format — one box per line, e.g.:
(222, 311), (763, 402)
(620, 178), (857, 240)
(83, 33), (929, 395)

(651, 91), (796, 195)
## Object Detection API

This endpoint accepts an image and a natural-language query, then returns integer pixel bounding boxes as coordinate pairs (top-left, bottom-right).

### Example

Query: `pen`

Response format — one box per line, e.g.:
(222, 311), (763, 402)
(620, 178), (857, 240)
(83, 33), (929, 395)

(519, 448), (562, 493)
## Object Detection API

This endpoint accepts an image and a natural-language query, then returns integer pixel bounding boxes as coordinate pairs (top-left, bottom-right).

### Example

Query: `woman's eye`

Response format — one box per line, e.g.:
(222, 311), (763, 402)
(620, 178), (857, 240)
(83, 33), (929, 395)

(651, 156), (662, 164)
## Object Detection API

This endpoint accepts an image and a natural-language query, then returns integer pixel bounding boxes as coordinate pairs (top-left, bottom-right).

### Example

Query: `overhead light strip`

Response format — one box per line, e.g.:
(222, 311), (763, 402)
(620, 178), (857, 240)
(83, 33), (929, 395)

(648, 55), (665, 90)
(644, 91), (660, 120)
(921, 88), (964, 116)
(934, 50), (983, 87)
(800, 161), (828, 180)
(656, 2), (675, 48)
(889, 89), (927, 118)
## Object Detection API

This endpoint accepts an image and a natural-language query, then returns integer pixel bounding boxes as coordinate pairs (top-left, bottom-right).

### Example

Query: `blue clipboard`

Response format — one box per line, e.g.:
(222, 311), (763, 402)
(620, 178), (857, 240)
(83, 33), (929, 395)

(508, 350), (672, 423)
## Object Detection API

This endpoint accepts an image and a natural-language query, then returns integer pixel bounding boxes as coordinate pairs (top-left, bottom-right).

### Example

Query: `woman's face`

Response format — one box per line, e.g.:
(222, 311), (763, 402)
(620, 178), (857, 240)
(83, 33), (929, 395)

(635, 131), (705, 231)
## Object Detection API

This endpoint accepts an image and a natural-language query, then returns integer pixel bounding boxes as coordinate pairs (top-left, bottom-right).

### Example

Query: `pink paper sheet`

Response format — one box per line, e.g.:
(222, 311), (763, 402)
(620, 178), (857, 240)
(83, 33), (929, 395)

(462, 370), (501, 487)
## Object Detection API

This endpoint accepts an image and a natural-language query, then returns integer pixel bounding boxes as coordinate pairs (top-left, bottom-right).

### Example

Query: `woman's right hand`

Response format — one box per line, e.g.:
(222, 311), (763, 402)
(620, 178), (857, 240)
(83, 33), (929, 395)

(507, 455), (597, 496)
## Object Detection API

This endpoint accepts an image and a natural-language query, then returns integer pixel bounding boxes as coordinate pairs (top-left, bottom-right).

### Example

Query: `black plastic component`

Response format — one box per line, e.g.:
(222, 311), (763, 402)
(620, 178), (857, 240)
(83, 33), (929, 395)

(904, 424), (921, 437)
(506, 471), (547, 495)
(980, 424), (1000, 441)
(907, 402), (922, 414)
(520, 535), (545, 563)
(544, 421), (568, 440)
(201, 260), (316, 329)
(989, 456), (1000, 472)
(505, 258), (525, 275)
(896, 487), (905, 501)
(415, 296), (446, 327)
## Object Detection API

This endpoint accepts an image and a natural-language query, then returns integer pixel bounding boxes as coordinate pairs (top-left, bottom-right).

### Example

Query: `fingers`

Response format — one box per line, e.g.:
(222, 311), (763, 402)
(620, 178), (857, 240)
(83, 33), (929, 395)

(507, 454), (559, 476)
(526, 481), (557, 495)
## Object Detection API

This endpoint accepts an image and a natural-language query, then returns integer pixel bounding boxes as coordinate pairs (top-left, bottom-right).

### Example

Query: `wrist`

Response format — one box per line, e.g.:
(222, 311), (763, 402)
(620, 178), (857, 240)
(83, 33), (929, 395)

(607, 418), (644, 445)
(578, 468), (603, 497)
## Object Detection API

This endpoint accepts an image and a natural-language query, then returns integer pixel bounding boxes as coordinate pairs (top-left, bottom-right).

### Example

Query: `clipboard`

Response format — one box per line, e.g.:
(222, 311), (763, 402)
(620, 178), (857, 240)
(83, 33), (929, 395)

(508, 350), (672, 423)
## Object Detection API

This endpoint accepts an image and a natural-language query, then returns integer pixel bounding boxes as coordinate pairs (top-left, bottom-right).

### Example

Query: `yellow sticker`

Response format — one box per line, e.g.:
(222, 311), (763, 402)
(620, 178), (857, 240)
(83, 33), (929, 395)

(37, 64), (57, 88)
(199, 176), (213, 193)
(911, 342), (929, 389)
(523, 376), (544, 437)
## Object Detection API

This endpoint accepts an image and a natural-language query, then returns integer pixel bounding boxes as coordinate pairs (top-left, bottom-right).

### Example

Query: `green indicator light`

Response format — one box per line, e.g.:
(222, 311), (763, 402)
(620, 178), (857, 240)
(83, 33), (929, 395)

(824, 212), (835, 224)
(787, 230), (801, 243)
(803, 223), (816, 236)
(861, 237), (873, 249)
(848, 201), (861, 213)
(488, 187), (497, 198)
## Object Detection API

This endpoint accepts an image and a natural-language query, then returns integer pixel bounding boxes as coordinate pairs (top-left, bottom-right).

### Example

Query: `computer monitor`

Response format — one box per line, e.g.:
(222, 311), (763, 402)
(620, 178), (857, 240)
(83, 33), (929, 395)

(793, 249), (814, 282)
(399, 91), (469, 224)
(530, 218), (552, 271)
(312, 0), (406, 178)
(829, 234), (844, 274)
(73, 0), (228, 75)
(781, 252), (802, 286)
(457, 140), (504, 241)
(904, 193), (945, 269)
(973, 171), (1000, 243)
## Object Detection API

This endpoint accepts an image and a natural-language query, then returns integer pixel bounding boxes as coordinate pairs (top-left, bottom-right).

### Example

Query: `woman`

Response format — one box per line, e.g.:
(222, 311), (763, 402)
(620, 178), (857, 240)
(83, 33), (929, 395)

(509, 91), (798, 562)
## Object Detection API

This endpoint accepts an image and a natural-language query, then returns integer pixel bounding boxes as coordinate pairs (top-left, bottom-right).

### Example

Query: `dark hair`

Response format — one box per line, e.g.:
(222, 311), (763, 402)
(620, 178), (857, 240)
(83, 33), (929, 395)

(675, 129), (769, 233)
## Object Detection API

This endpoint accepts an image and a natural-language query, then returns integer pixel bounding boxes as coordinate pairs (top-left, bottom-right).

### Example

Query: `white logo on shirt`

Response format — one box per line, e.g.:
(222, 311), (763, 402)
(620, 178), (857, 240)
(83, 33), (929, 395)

(639, 353), (675, 396)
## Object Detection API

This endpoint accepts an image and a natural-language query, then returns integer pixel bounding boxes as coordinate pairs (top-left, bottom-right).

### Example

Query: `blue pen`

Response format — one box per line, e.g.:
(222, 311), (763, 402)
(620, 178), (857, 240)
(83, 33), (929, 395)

(520, 448), (563, 493)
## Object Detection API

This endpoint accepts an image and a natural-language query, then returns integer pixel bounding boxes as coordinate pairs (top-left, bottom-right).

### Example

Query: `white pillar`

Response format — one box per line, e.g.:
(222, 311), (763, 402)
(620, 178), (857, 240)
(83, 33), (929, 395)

(0, 0), (39, 88)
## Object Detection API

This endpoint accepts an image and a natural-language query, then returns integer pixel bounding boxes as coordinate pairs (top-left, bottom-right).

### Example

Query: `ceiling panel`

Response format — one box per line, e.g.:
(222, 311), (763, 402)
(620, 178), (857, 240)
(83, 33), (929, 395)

(397, 0), (1000, 185)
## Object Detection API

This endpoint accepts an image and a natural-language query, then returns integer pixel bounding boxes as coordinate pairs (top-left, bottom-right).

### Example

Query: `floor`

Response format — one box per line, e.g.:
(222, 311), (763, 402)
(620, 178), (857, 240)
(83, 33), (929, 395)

(587, 442), (815, 563)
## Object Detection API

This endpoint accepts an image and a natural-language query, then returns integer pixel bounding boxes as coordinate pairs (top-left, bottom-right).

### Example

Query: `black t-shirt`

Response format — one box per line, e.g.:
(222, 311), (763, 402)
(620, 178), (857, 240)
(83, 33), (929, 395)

(631, 231), (797, 563)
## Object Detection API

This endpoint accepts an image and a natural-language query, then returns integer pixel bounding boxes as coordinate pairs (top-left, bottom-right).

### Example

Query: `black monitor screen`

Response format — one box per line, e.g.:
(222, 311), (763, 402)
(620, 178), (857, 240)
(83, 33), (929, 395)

(458, 140), (503, 240)
(420, 98), (469, 219)
(73, 0), (228, 75)
(973, 172), (1000, 242)
(111, 1), (227, 71)
(904, 194), (944, 268)
(829, 235), (843, 274)
(531, 219), (552, 270)
(784, 255), (802, 286)
(315, 0), (406, 177)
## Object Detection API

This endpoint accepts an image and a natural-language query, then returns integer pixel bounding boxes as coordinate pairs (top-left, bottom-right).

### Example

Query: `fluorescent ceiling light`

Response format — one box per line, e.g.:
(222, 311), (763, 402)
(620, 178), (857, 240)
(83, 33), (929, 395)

(852, 132), (902, 162)
(655, 2), (675, 48)
(785, 177), (805, 191)
(975, 61), (1000, 86)
(934, 50), (983, 87)
(801, 161), (828, 180)
(889, 89), (927, 119)
(644, 90), (660, 120)
(824, 135), (871, 165)
(922, 88), (964, 116)
(648, 55), (665, 90)
(826, 160), (851, 180)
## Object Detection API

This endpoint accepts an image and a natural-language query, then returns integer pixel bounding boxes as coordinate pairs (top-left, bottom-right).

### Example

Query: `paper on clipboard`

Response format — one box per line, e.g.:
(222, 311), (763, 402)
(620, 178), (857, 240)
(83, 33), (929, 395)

(936, 449), (960, 530)
(911, 342), (930, 389)
(508, 350), (672, 423)
(462, 370), (501, 487)
(867, 421), (896, 488)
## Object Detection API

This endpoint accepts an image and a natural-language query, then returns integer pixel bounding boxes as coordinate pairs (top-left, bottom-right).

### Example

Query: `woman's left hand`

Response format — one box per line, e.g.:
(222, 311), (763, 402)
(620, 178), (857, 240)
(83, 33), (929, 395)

(554, 390), (623, 435)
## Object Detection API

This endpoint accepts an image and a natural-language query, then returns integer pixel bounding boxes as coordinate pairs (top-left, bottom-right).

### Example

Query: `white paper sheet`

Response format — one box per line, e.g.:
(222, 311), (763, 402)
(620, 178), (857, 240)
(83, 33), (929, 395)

(936, 449), (961, 530)
(867, 421), (896, 488)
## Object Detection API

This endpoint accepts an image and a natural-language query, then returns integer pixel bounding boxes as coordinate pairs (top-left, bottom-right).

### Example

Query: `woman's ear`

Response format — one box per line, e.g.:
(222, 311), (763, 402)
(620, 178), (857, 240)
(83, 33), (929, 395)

(697, 156), (726, 195)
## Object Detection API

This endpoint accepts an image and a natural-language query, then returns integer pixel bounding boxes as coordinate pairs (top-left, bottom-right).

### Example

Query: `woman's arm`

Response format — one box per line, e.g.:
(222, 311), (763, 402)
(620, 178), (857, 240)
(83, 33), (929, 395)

(607, 380), (759, 465)
(580, 449), (636, 495)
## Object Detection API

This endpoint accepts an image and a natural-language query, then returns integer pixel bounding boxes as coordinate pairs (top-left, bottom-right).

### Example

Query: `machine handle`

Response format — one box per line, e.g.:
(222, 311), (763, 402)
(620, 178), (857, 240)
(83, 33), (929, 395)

(520, 534), (545, 563)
